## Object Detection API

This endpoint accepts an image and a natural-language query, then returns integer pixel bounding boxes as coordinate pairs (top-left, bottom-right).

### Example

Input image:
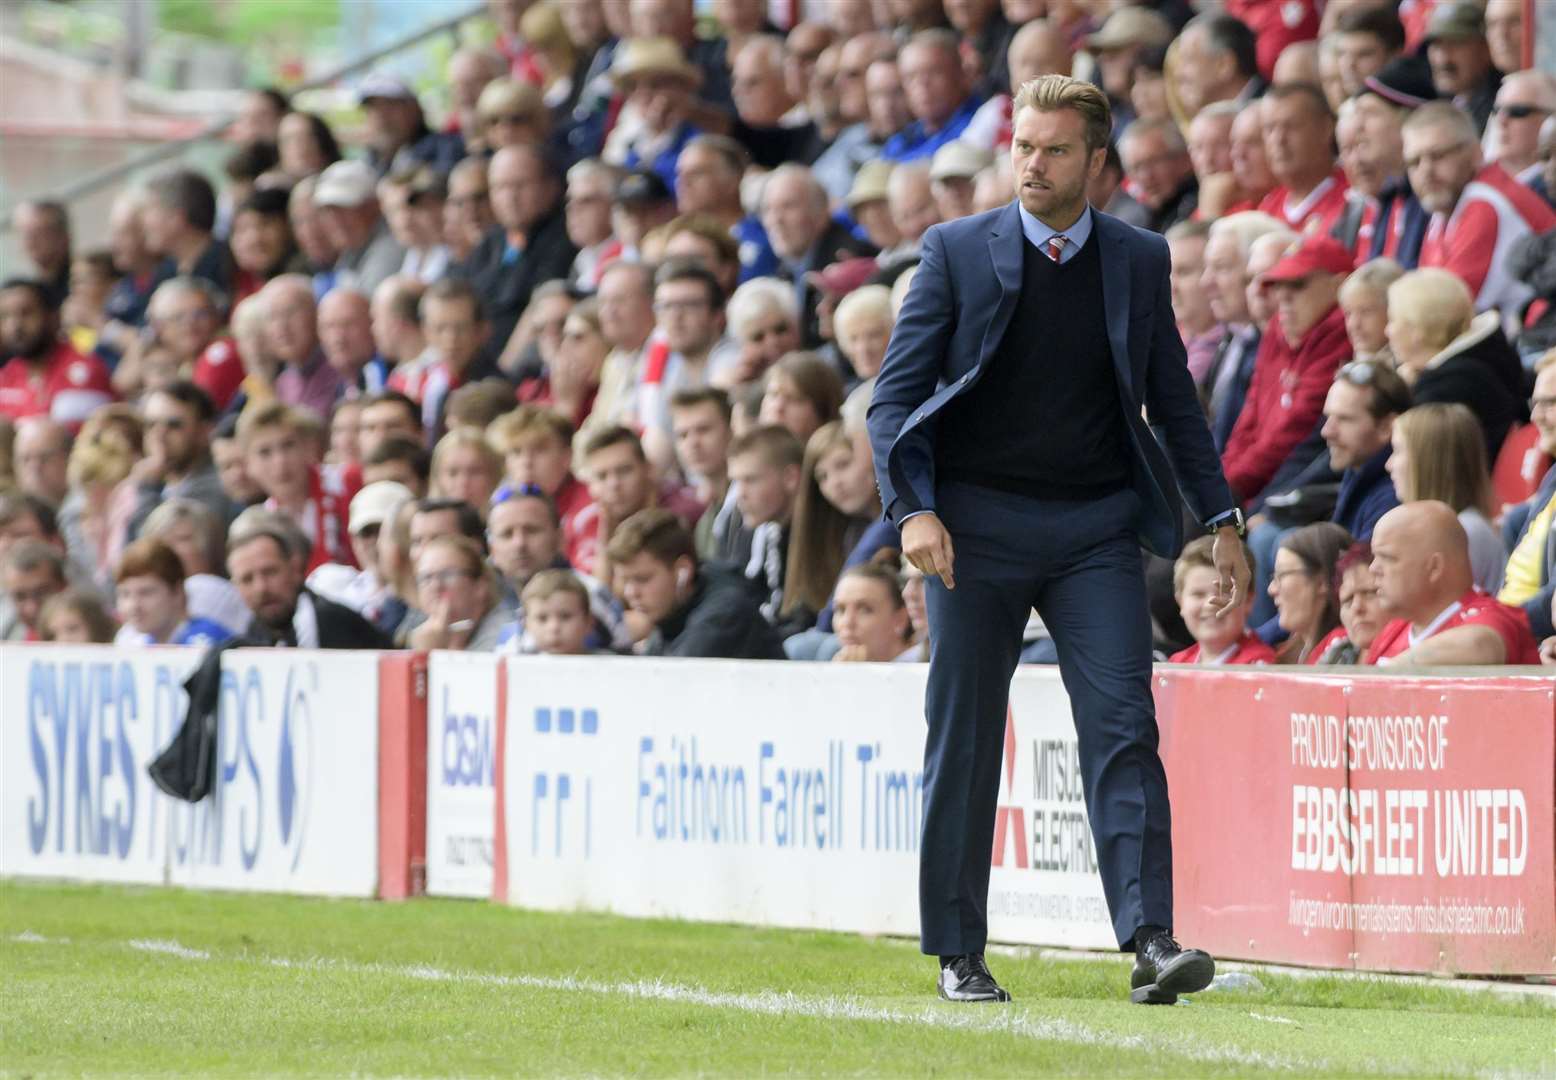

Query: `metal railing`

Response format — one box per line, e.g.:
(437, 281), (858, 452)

(0, 1), (485, 224)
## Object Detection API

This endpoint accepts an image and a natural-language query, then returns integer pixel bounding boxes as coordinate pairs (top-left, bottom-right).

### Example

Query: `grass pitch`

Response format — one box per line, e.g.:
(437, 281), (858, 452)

(2, 881), (1552, 1078)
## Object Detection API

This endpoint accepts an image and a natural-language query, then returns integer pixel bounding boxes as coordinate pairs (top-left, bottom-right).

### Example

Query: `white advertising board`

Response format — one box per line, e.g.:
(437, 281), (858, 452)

(2, 645), (201, 886)
(500, 658), (1116, 949)
(425, 651), (500, 898)
(3, 645), (381, 897)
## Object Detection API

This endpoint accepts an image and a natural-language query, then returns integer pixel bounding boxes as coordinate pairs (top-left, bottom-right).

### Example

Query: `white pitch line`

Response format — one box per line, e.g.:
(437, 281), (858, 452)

(128, 938), (211, 960)
(16, 933), (1424, 1075)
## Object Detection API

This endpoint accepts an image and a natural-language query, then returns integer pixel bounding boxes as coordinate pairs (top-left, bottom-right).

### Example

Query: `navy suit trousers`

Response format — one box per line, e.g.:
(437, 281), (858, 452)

(919, 481), (1174, 955)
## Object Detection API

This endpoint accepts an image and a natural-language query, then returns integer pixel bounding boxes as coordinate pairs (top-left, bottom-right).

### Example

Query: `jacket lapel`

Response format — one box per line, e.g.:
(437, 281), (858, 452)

(981, 202), (1024, 368)
(1095, 212), (1135, 393)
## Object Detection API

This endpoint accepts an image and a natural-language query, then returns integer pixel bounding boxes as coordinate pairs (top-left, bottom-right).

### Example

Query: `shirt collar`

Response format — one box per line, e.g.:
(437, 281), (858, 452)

(1016, 201), (1093, 255)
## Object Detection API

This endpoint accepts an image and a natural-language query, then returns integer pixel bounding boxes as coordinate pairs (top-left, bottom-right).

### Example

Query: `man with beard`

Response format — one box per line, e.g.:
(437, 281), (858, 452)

(0, 279), (112, 431)
(126, 380), (233, 539)
(148, 511), (387, 803)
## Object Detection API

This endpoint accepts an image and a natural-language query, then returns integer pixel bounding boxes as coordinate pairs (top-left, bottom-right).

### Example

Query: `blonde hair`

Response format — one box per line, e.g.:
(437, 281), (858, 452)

(1387, 269), (1475, 354)
(430, 427), (503, 496)
(1393, 403), (1493, 516)
(521, 566), (590, 611)
(1011, 74), (1112, 151)
(725, 277), (797, 341)
(1339, 256), (1404, 304)
(66, 430), (134, 491)
(487, 404), (574, 454)
(834, 284), (892, 342)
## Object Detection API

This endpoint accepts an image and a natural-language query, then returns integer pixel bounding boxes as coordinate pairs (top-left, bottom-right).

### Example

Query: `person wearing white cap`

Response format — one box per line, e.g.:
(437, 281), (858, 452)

(357, 71), (465, 177)
(313, 160), (405, 296)
(928, 141), (992, 223)
(305, 479), (414, 621)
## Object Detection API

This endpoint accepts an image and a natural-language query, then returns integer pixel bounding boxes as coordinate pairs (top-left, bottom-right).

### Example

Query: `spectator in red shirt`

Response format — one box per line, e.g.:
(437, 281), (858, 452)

(571, 423), (700, 580)
(238, 400), (361, 573)
(1404, 101), (1556, 322)
(0, 279), (113, 432)
(488, 405), (593, 556)
(1312, 540), (1388, 664)
(1221, 235), (1354, 504)
(1258, 83), (1352, 243)
(1366, 500), (1541, 664)
(1168, 534), (1274, 665)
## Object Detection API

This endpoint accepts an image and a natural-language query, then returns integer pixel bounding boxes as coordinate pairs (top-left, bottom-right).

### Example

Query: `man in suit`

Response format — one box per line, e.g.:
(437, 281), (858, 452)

(867, 74), (1251, 1005)
(226, 516), (389, 649)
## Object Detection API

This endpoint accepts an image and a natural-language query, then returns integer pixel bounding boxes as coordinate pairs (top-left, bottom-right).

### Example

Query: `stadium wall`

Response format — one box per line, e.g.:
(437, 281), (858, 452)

(3, 646), (1551, 975)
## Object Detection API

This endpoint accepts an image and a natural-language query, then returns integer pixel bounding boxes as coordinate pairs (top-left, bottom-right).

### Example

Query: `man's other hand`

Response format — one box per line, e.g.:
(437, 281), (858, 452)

(1211, 525), (1251, 617)
(903, 513), (956, 590)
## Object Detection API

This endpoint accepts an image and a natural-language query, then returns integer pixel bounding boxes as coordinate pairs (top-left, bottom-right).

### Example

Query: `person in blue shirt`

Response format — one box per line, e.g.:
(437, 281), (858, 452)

(881, 30), (985, 164)
(112, 536), (237, 648)
(612, 38), (704, 194)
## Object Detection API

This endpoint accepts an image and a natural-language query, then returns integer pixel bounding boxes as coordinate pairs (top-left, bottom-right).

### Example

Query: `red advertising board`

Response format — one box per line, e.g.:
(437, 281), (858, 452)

(1157, 668), (1556, 976)
(1156, 670), (1355, 969)
(1344, 677), (1555, 974)
(377, 652), (429, 900)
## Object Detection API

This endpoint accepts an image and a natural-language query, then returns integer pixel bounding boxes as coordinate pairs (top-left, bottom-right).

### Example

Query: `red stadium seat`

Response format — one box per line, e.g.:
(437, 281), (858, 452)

(1492, 422), (1550, 517)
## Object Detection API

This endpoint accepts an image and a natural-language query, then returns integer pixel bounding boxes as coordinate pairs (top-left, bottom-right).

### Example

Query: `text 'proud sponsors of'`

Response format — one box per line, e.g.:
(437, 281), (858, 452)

(425, 651), (499, 898)
(497, 660), (1114, 946)
(1158, 668), (1556, 975)
(1, 645), (382, 897)
(1289, 711), (1528, 880)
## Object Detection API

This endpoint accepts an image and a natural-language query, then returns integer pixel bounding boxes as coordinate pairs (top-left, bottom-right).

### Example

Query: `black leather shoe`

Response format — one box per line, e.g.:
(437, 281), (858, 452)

(937, 954), (1012, 1003)
(1130, 931), (1215, 1005)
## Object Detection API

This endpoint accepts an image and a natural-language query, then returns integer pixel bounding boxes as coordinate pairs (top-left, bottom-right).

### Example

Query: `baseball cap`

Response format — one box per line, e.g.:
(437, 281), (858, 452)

(846, 160), (893, 209)
(313, 160), (379, 208)
(930, 140), (993, 183)
(1086, 6), (1174, 51)
(614, 169), (673, 207)
(1361, 56), (1438, 109)
(349, 481), (414, 535)
(358, 72), (417, 104)
(806, 256), (879, 297)
(1260, 236), (1354, 286)
(1421, 1), (1485, 44)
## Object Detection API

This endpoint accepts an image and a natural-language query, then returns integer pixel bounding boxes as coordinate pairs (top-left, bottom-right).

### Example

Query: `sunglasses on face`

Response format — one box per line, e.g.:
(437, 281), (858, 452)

(1492, 104), (1550, 121)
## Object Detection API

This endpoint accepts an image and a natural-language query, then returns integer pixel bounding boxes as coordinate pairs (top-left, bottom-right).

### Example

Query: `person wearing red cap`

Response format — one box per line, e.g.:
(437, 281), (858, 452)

(1365, 501), (1540, 665)
(1257, 84), (1353, 246)
(1221, 235), (1354, 504)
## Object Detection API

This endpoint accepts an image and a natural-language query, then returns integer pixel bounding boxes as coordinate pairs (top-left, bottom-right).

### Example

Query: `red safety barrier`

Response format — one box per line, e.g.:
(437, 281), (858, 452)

(377, 652), (429, 900)
(1157, 669), (1556, 976)
(491, 659), (510, 904)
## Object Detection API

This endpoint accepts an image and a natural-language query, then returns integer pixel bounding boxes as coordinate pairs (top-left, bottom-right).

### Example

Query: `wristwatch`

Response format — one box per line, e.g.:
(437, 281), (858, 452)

(1208, 508), (1247, 538)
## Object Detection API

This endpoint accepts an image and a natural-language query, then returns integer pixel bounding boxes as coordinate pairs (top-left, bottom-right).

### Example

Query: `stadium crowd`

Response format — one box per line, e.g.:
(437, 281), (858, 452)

(2, 0), (1556, 669)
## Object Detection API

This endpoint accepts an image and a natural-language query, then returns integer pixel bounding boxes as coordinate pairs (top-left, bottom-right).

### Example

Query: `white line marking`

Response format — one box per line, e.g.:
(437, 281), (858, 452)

(1250, 1012), (1299, 1025)
(8, 930), (67, 945)
(128, 938), (210, 960)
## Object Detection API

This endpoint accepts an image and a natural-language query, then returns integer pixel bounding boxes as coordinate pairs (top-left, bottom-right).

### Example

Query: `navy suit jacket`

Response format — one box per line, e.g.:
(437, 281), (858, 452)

(867, 202), (1235, 559)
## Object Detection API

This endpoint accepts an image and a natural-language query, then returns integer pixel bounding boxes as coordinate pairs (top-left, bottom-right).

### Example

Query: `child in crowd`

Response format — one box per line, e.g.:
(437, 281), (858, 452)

(521, 569), (598, 655)
(724, 424), (805, 632)
(1168, 535), (1274, 665)
(112, 537), (236, 647)
(488, 405), (594, 554)
(38, 587), (118, 643)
